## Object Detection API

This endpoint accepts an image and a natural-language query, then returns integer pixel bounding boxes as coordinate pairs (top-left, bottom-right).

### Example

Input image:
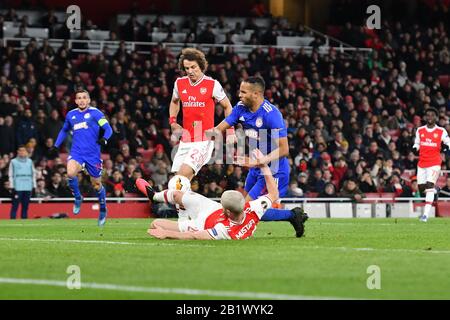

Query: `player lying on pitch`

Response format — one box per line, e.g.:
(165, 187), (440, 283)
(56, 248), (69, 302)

(135, 149), (308, 240)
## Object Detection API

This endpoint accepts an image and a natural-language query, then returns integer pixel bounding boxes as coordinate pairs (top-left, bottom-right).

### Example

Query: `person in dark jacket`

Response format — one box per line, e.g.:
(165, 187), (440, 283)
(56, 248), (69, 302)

(16, 109), (38, 147)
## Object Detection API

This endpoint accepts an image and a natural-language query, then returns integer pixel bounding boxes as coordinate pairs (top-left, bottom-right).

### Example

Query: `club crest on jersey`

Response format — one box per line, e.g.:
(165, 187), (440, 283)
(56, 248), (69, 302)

(84, 113), (91, 119)
(434, 133), (438, 138)
(255, 117), (263, 128)
(200, 87), (207, 95)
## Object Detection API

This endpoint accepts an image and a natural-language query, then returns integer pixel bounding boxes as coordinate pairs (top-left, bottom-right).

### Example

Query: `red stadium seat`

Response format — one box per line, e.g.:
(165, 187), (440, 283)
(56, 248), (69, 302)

(79, 72), (91, 85)
(363, 193), (381, 203)
(140, 149), (154, 161)
(438, 75), (449, 88)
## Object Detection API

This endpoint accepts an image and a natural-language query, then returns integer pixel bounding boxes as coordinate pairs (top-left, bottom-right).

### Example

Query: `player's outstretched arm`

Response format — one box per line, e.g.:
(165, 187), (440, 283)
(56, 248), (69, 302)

(253, 149), (279, 203)
(54, 117), (71, 149)
(148, 228), (213, 240)
(97, 118), (113, 146)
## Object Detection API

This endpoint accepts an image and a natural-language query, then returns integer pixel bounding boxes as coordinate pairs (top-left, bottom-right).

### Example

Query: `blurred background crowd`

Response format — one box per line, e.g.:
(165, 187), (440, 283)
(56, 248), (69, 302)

(0, 0), (450, 202)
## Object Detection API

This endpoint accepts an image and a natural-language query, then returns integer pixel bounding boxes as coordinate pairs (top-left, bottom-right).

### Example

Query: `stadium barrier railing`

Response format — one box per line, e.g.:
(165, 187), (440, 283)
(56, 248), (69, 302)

(2, 37), (373, 58)
(1, 197), (449, 219)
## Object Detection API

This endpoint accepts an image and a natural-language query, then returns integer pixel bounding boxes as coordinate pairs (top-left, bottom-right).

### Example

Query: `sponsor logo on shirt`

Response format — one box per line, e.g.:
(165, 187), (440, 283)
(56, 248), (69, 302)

(421, 138), (438, 147)
(239, 116), (245, 122)
(73, 122), (88, 130)
(245, 129), (258, 139)
(182, 89), (187, 94)
(183, 96), (206, 107)
(235, 219), (256, 239)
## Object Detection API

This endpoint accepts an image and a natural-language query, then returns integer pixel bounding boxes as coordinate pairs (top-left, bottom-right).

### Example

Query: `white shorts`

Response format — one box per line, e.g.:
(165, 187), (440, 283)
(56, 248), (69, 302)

(417, 166), (441, 185)
(177, 191), (222, 232)
(171, 140), (214, 175)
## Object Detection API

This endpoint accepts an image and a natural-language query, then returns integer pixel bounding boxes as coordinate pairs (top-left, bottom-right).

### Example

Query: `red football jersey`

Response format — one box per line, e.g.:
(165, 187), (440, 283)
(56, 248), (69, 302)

(173, 75), (226, 142)
(204, 196), (272, 240)
(414, 125), (450, 168)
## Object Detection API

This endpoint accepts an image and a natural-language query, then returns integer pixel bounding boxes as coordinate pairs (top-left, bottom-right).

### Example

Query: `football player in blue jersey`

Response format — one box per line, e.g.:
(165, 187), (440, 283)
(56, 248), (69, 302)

(212, 76), (308, 237)
(53, 89), (113, 226)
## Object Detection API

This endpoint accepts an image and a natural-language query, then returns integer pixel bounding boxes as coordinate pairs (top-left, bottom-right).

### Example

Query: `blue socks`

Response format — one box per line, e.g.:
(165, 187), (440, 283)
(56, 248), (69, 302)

(261, 208), (294, 221)
(68, 177), (81, 199)
(96, 186), (106, 211)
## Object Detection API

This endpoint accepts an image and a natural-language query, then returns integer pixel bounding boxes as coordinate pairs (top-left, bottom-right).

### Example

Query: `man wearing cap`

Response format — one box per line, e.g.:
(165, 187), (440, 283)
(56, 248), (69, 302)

(412, 107), (450, 221)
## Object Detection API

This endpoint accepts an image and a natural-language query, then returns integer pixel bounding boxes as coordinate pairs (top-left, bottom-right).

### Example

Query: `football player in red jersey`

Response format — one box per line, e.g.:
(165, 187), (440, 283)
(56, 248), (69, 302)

(168, 48), (233, 197)
(412, 107), (450, 221)
(135, 149), (307, 240)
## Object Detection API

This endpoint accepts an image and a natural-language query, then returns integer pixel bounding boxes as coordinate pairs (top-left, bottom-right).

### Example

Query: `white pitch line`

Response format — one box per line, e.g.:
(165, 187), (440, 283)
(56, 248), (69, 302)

(0, 237), (214, 248)
(0, 237), (449, 254)
(0, 277), (350, 300)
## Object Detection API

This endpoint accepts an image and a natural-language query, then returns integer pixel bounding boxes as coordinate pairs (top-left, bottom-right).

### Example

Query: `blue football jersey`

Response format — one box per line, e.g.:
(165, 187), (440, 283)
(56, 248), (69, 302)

(61, 107), (107, 159)
(225, 99), (289, 174)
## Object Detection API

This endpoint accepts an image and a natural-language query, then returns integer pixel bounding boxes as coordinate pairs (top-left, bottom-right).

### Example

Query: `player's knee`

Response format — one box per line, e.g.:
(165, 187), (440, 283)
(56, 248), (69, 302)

(168, 175), (191, 191)
(91, 180), (102, 190)
(425, 182), (435, 190)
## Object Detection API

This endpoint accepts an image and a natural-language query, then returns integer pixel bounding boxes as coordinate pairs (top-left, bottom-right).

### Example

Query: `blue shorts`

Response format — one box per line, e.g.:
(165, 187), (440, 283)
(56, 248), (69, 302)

(68, 154), (103, 178)
(244, 168), (289, 200)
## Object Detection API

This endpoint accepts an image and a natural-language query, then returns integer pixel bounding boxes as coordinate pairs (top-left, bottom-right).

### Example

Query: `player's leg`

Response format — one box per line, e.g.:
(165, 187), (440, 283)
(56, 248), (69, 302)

(67, 158), (83, 214)
(85, 160), (107, 226)
(9, 190), (20, 219)
(20, 191), (31, 219)
(170, 141), (193, 189)
(421, 166), (441, 221)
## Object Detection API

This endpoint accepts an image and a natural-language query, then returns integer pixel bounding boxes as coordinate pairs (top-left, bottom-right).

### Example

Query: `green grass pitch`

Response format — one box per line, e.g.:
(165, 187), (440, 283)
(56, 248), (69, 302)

(0, 218), (449, 299)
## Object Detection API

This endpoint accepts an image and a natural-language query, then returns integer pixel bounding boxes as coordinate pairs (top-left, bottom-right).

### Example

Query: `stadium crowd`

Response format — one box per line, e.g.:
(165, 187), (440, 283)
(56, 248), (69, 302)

(0, 2), (450, 202)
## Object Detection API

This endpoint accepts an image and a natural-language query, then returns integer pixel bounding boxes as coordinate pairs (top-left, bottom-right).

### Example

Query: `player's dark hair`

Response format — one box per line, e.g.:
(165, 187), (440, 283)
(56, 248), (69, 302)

(426, 107), (439, 117)
(245, 76), (265, 92)
(178, 48), (208, 73)
(75, 88), (90, 97)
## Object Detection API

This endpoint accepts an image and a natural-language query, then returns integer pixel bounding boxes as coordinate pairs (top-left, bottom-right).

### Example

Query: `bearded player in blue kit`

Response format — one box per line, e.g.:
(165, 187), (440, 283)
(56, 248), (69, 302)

(53, 89), (113, 226)
(212, 76), (308, 237)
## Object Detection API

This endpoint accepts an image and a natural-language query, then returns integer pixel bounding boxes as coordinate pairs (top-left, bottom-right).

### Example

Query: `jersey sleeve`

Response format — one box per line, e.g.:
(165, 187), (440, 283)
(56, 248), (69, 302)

(266, 109), (287, 138)
(172, 79), (180, 100)
(249, 195), (273, 219)
(213, 80), (227, 102)
(442, 129), (450, 148)
(413, 128), (420, 150)
(224, 104), (242, 127)
(206, 223), (231, 240)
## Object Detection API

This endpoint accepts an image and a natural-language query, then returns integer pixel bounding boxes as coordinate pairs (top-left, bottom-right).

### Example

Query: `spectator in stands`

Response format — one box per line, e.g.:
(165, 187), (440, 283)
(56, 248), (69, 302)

(0, 116), (16, 156)
(34, 178), (51, 199)
(13, 26), (30, 43)
(47, 171), (71, 197)
(339, 178), (366, 202)
(439, 177), (450, 198)
(288, 180), (303, 197)
(358, 170), (377, 193)
(0, 180), (13, 198)
(318, 182), (337, 198)
(16, 109), (38, 147)
(152, 161), (169, 191)
(198, 24), (216, 44)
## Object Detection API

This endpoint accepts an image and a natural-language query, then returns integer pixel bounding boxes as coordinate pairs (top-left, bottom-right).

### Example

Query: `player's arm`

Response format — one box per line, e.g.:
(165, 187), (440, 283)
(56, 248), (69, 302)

(441, 129), (450, 155)
(412, 128), (420, 154)
(94, 111), (113, 146)
(254, 149), (279, 203)
(169, 82), (183, 132)
(148, 228), (214, 240)
(261, 135), (289, 165)
(54, 116), (71, 149)
(212, 103), (241, 134)
(213, 79), (233, 118)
